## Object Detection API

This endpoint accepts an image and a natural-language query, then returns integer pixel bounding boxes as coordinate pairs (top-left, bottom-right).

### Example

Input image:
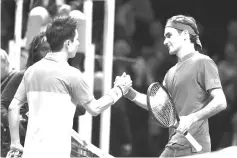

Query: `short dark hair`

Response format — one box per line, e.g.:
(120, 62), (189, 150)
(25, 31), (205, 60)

(46, 16), (78, 52)
(166, 15), (201, 50)
(26, 32), (50, 68)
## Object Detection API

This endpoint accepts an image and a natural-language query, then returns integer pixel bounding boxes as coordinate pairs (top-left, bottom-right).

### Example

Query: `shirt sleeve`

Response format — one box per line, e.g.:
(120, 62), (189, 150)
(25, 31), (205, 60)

(69, 69), (94, 106)
(197, 57), (222, 91)
(1, 72), (24, 109)
(1, 72), (24, 126)
(14, 75), (27, 103)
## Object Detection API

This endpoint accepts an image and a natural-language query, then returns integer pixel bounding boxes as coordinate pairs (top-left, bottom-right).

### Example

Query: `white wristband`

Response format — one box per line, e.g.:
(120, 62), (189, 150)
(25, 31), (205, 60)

(106, 87), (123, 103)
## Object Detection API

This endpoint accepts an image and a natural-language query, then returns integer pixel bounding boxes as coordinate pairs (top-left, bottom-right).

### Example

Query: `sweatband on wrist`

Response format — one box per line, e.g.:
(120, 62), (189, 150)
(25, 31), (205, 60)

(106, 87), (123, 103)
(124, 88), (137, 101)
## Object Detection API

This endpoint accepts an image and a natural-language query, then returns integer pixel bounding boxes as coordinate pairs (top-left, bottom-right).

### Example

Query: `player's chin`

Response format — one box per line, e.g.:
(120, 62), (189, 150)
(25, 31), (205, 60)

(168, 50), (175, 55)
(69, 52), (77, 58)
(168, 49), (177, 55)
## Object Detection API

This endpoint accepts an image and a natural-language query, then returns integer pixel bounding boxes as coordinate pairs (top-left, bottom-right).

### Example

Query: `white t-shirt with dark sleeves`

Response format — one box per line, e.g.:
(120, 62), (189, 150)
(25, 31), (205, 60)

(14, 53), (94, 158)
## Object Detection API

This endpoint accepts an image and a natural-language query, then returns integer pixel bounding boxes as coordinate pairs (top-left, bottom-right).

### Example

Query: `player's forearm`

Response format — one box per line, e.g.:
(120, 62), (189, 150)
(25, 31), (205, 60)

(125, 88), (148, 110)
(191, 90), (227, 122)
(133, 93), (149, 110)
(8, 100), (21, 144)
(84, 87), (122, 116)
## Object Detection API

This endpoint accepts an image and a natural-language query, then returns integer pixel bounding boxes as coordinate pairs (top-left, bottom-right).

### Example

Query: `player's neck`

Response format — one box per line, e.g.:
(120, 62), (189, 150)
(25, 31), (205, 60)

(51, 50), (69, 61)
(177, 44), (196, 62)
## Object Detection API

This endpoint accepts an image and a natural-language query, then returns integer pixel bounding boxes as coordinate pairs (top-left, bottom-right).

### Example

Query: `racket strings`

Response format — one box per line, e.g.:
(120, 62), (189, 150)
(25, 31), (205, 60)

(151, 99), (175, 127)
(150, 85), (177, 128)
(150, 84), (160, 97)
(161, 100), (176, 127)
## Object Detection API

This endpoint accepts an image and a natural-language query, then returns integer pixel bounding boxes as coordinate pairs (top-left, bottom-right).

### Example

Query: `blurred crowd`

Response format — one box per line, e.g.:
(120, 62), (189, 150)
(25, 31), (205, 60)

(1, 0), (237, 157)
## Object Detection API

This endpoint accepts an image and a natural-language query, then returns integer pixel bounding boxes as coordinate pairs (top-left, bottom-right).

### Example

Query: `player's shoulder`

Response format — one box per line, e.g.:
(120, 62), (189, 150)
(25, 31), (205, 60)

(193, 52), (219, 71)
(195, 52), (212, 60)
(193, 52), (215, 64)
(66, 66), (83, 79)
(67, 65), (82, 73)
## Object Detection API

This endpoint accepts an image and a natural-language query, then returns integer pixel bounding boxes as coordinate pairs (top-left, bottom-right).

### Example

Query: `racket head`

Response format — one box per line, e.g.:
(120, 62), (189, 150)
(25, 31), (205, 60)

(147, 82), (179, 128)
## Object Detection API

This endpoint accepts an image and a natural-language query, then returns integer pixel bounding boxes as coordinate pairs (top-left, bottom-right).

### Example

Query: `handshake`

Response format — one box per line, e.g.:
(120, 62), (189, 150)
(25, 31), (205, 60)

(106, 72), (137, 104)
(114, 72), (132, 95)
(112, 72), (137, 102)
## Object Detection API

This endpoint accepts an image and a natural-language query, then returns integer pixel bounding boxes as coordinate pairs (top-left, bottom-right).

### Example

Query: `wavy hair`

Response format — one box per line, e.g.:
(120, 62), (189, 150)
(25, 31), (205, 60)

(166, 15), (202, 51)
(26, 32), (51, 68)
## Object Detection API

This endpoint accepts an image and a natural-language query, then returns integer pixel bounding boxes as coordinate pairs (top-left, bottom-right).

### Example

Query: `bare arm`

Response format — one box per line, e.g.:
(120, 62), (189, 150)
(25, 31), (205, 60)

(191, 58), (227, 121)
(7, 78), (26, 150)
(82, 88), (119, 116)
(191, 88), (227, 122)
(73, 72), (132, 116)
(124, 88), (148, 110)
(8, 98), (26, 145)
(83, 85), (132, 116)
(176, 88), (227, 134)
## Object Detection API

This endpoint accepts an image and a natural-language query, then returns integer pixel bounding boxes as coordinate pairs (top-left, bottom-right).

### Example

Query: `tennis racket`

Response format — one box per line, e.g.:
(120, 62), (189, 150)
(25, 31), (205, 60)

(147, 82), (202, 152)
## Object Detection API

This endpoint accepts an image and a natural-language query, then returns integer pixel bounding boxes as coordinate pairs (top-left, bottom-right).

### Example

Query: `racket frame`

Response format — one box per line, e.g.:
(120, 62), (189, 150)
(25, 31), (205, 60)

(147, 82), (202, 152)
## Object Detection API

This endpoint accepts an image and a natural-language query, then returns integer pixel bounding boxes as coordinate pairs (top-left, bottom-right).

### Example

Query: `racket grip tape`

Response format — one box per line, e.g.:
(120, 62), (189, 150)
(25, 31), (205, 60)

(184, 132), (202, 152)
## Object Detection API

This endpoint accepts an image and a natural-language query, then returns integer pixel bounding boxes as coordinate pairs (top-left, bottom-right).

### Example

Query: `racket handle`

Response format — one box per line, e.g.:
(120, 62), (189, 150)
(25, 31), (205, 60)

(184, 132), (202, 152)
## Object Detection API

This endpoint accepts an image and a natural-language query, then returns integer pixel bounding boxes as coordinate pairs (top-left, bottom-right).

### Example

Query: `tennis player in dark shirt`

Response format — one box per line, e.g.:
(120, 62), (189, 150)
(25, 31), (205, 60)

(120, 15), (227, 157)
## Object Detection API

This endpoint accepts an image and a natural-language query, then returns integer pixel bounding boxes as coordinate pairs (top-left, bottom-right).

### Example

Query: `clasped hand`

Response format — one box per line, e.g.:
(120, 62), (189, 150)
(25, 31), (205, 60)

(176, 114), (196, 135)
(7, 143), (23, 158)
(114, 72), (132, 95)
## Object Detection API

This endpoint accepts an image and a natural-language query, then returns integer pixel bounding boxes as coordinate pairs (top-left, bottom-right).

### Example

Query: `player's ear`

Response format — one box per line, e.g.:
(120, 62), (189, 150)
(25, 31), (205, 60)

(64, 39), (71, 48)
(182, 30), (190, 40)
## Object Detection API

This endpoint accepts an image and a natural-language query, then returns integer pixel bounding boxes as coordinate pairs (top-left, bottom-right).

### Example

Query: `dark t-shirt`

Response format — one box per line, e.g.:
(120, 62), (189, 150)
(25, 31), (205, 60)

(163, 52), (222, 152)
(1, 70), (23, 126)
(1, 69), (17, 93)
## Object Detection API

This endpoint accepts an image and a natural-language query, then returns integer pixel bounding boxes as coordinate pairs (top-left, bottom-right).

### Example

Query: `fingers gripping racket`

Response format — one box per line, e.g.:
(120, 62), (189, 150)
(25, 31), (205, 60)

(147, 82), (202, 152)
(6, 150), (23, 158)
